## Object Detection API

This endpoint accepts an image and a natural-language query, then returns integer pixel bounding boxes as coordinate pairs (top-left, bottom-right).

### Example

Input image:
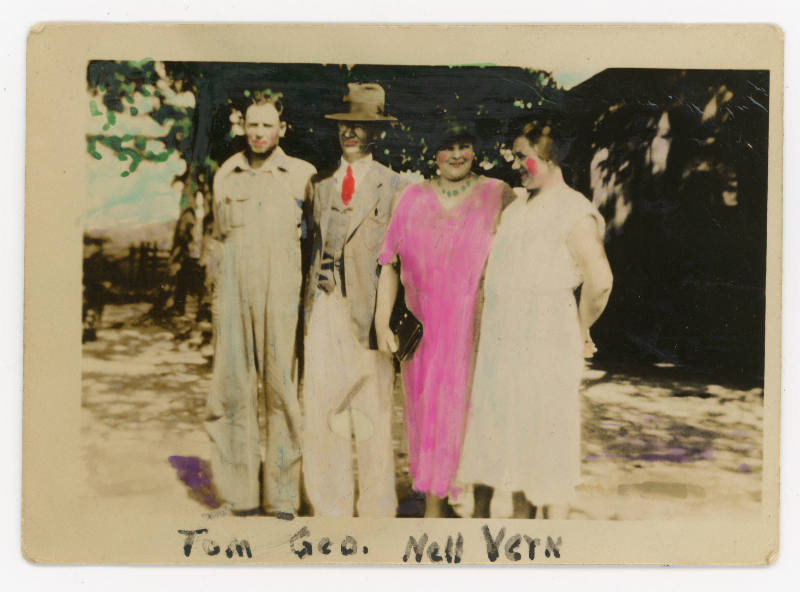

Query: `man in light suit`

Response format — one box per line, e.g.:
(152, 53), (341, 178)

(302, 83), (407, 517)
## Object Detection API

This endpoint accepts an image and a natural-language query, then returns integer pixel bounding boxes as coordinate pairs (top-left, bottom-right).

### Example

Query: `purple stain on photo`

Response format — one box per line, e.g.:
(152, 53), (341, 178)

(736, 463), (752, 473)
(168, 455), (224, 509)
(583, 453), (616, 461)
(664, 448), (687, 456)
(631, 448), (709, 463)
(633, 453), (685, 462)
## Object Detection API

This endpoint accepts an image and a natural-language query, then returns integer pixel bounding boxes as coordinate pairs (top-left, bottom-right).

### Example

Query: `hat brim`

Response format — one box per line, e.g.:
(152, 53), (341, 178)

(325, 113), (398, 122)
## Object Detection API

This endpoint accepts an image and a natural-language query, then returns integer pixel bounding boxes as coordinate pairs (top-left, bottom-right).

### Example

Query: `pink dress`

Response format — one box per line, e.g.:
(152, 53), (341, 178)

(378, 178), (504, 497)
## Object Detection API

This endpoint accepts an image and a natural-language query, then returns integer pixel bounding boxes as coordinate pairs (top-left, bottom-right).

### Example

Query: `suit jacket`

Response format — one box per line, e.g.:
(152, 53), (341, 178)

(303, 159), (408, 349)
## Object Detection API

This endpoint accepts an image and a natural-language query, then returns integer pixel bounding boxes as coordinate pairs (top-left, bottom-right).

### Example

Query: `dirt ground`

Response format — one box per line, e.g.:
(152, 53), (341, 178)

(81, 303), (763, 520)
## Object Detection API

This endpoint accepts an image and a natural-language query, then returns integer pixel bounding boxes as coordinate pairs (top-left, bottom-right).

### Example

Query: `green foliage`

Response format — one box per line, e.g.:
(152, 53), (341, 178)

(86, 59), (202, 178)
(242, 88), (283, 100)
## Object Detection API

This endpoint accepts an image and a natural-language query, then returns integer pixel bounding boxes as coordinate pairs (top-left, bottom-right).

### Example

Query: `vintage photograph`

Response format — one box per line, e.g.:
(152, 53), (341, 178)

(23, 24), (782, 565)
(81, 60), (768, 519)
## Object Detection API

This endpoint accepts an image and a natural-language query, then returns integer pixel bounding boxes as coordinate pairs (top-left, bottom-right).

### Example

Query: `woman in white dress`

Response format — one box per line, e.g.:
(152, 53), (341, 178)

(458, 119), (613, 518)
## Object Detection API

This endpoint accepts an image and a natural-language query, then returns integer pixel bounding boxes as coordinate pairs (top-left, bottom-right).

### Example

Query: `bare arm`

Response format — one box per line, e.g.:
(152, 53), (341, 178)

(374, 188), (408, 355)
(567, 216), (613, 356)
(375, 263), (400, 355)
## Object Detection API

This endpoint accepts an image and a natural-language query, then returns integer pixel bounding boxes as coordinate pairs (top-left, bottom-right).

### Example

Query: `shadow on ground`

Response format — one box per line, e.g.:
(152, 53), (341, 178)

(82, 303), (763, 520)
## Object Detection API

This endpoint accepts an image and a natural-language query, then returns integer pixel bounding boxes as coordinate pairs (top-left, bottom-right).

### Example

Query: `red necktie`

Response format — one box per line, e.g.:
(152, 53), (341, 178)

(341, 165), (355, 206)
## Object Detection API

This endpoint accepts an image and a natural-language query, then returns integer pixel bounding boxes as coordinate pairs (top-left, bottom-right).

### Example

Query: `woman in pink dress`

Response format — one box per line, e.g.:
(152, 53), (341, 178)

(374, 121), (513, 517)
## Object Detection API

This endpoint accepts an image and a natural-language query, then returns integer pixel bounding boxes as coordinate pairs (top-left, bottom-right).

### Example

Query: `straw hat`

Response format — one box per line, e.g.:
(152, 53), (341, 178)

(325, 82), (398, 122)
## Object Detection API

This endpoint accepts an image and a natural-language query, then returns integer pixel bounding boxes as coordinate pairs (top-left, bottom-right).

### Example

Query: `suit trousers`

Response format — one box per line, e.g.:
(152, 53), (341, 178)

(302, 290), (397, 517)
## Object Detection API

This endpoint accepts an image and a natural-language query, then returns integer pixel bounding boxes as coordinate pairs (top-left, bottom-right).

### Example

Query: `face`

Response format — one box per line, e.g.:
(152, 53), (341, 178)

(244, 103), (285, 155)
(436, 141), (475, 182)
(511, 136), (551, 191)
(338, 122), (372, 160)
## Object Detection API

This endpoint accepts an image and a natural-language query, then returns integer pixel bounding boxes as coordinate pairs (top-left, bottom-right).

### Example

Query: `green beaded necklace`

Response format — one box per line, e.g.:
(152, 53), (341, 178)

(436, 174), (474, 197)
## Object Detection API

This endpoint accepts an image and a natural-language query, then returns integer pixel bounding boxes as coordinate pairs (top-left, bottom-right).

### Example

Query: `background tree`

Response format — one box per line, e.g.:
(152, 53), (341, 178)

(567, 69), (769, 380)
(87, 59), (213, 201)
(87, 59), (215, 316)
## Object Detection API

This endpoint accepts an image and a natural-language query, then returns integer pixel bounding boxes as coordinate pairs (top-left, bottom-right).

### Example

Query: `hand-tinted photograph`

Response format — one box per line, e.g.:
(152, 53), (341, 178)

(80, 59), (768, 524)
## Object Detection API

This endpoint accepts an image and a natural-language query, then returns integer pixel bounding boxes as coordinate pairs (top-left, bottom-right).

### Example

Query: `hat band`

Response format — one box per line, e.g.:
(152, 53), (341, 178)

(348, 102), (384, 116)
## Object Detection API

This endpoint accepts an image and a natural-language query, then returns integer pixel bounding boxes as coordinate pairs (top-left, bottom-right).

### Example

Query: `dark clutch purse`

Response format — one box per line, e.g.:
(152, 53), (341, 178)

(389, 291), (423, 363)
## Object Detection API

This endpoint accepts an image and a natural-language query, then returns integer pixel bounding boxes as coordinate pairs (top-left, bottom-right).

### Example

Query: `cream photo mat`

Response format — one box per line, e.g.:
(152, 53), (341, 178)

(23, 23), (782, 564)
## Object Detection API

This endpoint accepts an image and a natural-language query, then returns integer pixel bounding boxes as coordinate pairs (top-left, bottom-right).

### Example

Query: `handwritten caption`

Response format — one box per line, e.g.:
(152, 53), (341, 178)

(177, 524), (562, 563)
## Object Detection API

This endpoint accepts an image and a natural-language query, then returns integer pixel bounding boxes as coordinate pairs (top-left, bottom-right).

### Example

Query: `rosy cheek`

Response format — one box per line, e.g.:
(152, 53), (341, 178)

(437, 153), (447, 164)
(463, 151), (471, 160)
(525, 158), (538, 176)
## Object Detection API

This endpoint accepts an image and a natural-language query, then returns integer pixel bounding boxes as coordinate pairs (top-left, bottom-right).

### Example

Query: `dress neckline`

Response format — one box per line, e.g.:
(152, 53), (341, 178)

(424, 177), (486, 216)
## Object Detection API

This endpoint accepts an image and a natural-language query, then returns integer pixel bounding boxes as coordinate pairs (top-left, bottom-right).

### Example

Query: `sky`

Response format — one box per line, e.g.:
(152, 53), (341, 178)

(85, 145), (184, 231)
(85, 86), (191, 231)
(551, 69), (604, 90)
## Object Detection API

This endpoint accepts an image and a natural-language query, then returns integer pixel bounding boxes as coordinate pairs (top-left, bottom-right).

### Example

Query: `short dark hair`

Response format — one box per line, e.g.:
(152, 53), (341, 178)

(432, 118), (478, 153)
(246, 92), (284, 117)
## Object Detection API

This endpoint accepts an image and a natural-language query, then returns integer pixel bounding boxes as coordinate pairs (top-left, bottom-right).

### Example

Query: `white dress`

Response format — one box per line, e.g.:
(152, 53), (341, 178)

(458, 183), (604, 504)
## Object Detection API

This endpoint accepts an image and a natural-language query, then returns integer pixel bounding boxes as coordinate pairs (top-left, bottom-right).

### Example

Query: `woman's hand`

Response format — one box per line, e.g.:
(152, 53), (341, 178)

(375, 263), (400, 356)
(376, 324), (399, 356)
